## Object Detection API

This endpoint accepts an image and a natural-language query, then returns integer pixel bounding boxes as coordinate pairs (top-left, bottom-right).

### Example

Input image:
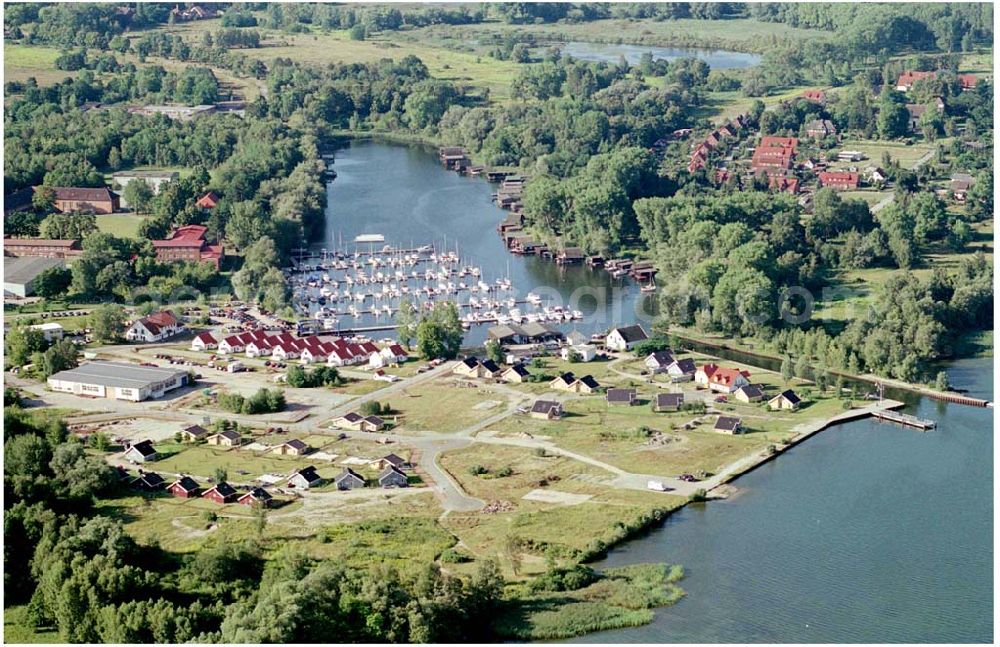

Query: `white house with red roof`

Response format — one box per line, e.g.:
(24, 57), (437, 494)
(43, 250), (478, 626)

(191, 331), (217, 351)
(245, 339), (273, 358)
(125, 310), (184, 343)
(218, 335), (244, 354)
(696, 363), (751, 393)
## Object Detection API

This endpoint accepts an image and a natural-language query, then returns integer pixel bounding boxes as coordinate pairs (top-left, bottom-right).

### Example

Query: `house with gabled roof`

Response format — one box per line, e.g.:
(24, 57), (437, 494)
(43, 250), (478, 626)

(714, 416), (744, 434)
(180, 424), (210, 443)
(372, 453), (408, 471)
(206, 430), (241, 447)
(529, 399), (563, 420)
(734, 384), (765, 403)
(203, 481), (238, 504)
(378, 466), (409, 488)
(550, 372), (577, 392)
(133, 471), (166, 491)
(573, 375), (600, 394)
(645, 351), (675, 373)
(605, 325), (649, 352)
(123, 439), (158, 463)
(238, 487), (274, 507)
(501, 364), (530, 383)
(272, 439), (310, 456)
(606, 388), (637, 406)
(168, 476), (201, 498)
(768, 389), (802, 411)
(125, 310), (184, 343)
(288, 466), (325, 489)
(334, 468), (366, 490)
(191, 331), (217, 351)
(653, 392), (684, 412)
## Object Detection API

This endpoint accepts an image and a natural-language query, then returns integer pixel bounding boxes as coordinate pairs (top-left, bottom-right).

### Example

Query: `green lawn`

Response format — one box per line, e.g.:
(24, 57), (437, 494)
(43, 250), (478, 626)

(4, 43), (73, 86)
(393, 380), (518, 434)
(833, 139), (938, 170)
(95, 214), (148, 239)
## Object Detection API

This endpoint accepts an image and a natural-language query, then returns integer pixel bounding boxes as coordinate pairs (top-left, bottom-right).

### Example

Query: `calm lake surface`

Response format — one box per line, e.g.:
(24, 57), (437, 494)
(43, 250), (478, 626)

(555, 41), (761, 69)
(576, 356), (994, 644)
(323, 142), (993, 643)
(319, 140), (654, 344)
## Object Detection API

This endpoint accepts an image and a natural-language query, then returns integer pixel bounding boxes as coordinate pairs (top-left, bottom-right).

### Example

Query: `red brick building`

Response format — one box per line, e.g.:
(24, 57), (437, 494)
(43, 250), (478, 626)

(818, 171), (860, 190)
(52, 187), (119, 214)
(3, 238), (81, 258)
(152, 225), (223, 269)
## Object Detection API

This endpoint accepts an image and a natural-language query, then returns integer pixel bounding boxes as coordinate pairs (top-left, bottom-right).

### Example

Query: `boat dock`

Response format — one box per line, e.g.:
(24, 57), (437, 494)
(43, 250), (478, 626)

(872, 410), (937, 430)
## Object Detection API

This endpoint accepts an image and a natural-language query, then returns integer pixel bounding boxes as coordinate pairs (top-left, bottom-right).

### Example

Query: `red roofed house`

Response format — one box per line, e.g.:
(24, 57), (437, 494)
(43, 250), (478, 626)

(769, 175), (799, 194)
(957, 74), (978, 91)
(125, 310), (184, 343)
(751, 146), (795, 171)
(818, 171), (860, 190)
(191, 332), (218, 351)
(896, 70), (936, 92)
(196, 191), (220, 209)
(152, 225), (224, 269)
(801, 89), (826, 103)
(51, 187), (119, 214)
(698, 365), (751, 393)
(219, 335), (245, 355)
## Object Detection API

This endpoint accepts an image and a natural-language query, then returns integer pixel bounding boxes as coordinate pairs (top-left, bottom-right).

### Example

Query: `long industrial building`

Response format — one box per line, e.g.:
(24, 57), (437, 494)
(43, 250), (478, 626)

(47, 361), (190, 402)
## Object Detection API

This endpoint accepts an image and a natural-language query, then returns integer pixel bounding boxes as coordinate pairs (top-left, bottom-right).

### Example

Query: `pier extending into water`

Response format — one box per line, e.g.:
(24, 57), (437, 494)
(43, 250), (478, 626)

(873, 409), (937, 430)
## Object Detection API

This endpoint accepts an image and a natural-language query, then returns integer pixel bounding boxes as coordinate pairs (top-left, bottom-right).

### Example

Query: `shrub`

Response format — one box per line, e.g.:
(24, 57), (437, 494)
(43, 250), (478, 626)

(439, 548), (471, 563)
(468, 465), (488, 476)
(496, 465), (513, 477)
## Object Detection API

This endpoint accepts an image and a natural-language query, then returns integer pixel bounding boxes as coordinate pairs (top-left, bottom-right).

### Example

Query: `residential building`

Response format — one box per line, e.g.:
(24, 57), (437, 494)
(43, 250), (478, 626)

(51, 186), (119, 214)
(123, 439), (158, 463)
(238, 487), (274, 507)
(950, 174), (974, 202)
(206, 430), (242, 447)
(896, 70), (936, 91)
(905, 103), (926, 131)
(179, 425), (210, 442)
(48, 361), (189, 401)
(804, 119), (837, 138)
(168, 476), (201, 498)
(550, 372), (577, 392)
(801, 89), (826, 103)
(129, 104), (217, 120)
(332, 412), (386, 432)
(606, 388), (637, 406)
(653, 392), (684, 412)
(696, 364), (751, 393)
(529, 399), (563, 420)
(734, 384), (765, 403)
(191, 332), (218, 351)
(561, 344), (597, 362)
(645, 351), (675, 373)
(605, 325), (649, 351)
(714, 416), (744, 434)
(818, 171), (860, 190)
(372, 454), (408, 471)
(378, 466), (409, 488)
(289, 466), (325, 489)
(501, 364), (530, 383)
(196, 191), (220, 209)
(335, 468), (365, 490)
(272, 439), (310, 456)
(665, 358), (697, 381)
(769, 389), (802, 411)
(125, 310), (184, 343)
(133, 471), (166, 491)
(203, 482), (238, 504)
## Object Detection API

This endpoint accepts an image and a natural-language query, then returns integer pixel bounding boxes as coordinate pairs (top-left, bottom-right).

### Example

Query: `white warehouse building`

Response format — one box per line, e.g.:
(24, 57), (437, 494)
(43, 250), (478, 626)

(47, 361), (190, 402)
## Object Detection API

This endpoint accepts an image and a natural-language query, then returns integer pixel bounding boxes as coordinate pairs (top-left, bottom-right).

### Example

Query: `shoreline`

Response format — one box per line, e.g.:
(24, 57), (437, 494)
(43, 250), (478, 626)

(665, 327), (993, 408)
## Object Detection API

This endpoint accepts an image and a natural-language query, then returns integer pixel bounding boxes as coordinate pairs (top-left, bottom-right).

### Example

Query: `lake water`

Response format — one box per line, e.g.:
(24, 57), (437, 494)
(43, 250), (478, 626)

(555, 41), (761, 69)
(575, 356), (994, 643)
(318, 140), (654, 344)
(321, 142), (993, 643)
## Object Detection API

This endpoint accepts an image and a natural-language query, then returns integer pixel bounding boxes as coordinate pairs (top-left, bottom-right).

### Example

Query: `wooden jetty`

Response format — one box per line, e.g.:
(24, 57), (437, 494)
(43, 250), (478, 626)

(872, 409), (937, 430)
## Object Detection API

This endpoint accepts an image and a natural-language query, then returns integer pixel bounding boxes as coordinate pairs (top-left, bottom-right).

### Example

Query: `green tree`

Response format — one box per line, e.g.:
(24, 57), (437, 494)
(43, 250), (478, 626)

(88, 304), (127, 343)
(39, 339), (79, 378)
(33, 266), (72, 299)
(780, 355), (793, 383)
(484, 340), (504, 364)
(122, 180), (155, 214)
(5, 324), (48, 367)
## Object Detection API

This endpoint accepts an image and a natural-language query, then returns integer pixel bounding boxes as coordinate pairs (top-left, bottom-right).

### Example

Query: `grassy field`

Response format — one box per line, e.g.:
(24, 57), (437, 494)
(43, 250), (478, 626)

(95, 214), (147, 238)
(831, 139), (938, 170)
(393, 379), (518, 433)
(3, 605), (59, 643)
(3, 43), (75, 86)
